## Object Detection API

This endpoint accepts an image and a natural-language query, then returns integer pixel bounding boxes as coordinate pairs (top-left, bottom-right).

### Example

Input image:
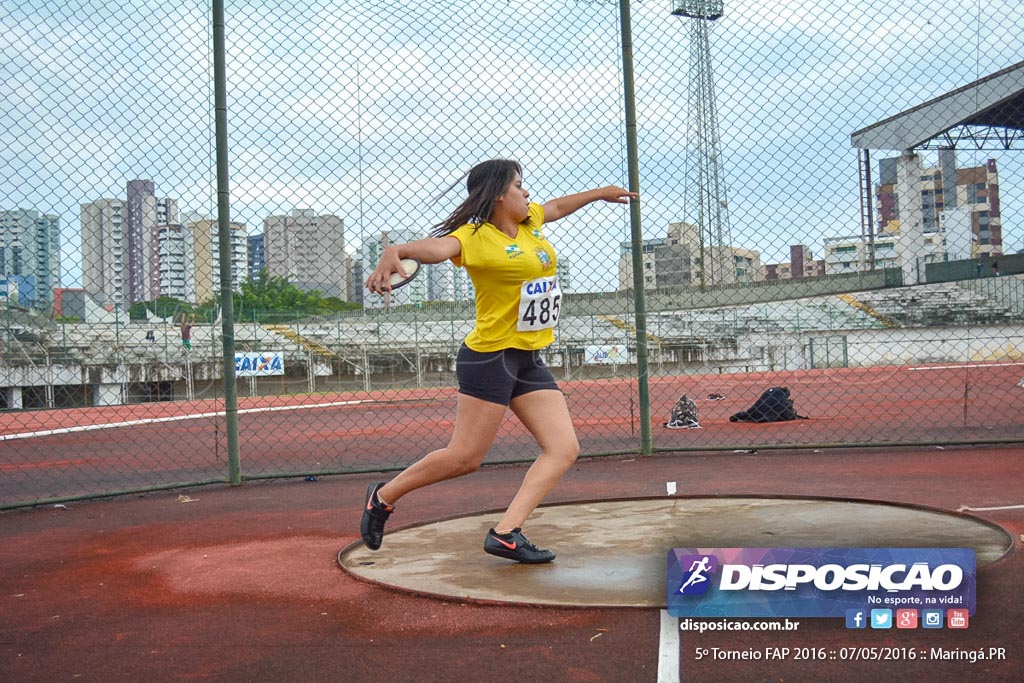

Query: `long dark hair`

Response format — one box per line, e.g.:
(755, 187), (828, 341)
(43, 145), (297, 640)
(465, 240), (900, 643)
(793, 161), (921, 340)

(429, 159), (522, 237)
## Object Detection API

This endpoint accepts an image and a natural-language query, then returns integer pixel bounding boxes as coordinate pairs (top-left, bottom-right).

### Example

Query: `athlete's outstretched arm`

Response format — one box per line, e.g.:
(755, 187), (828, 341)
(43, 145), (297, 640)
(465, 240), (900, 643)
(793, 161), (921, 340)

(542, 186), (637, 222)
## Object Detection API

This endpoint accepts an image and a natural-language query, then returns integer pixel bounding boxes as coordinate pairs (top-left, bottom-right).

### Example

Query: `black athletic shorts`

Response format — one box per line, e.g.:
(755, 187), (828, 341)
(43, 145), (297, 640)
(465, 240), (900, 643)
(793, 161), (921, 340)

(456, 344), (559, 406)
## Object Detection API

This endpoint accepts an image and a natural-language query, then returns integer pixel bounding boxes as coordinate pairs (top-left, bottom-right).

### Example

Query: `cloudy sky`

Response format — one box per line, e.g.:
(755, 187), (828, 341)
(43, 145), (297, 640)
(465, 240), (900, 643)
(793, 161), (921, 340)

(2, 0), (1021, 292)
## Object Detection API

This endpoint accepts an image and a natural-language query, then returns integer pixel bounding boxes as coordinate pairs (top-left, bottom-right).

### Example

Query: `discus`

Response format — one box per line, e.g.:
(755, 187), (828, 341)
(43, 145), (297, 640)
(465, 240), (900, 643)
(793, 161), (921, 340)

(388, 258), (421, 290)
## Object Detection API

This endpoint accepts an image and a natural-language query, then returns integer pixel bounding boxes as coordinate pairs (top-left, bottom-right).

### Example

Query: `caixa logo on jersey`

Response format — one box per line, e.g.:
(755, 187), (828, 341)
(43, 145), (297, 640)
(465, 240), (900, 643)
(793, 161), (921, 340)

(666, 548), (976, 618)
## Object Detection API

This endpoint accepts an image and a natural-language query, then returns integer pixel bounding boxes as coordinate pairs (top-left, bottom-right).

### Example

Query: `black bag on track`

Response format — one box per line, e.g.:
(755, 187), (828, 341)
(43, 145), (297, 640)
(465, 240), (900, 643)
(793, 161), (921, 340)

(729, 387), (808, 423)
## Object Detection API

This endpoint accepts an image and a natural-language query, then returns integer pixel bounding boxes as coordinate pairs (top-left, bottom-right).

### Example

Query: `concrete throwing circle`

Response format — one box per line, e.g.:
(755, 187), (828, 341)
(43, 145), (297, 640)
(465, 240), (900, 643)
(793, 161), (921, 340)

(339, 496), (1012, 608)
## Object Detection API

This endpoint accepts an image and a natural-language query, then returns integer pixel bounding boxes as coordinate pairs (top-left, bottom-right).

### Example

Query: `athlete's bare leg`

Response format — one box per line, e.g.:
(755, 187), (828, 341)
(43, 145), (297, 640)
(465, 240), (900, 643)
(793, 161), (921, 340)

(376, 393), (506, 505)
(494, 389), (579, 531)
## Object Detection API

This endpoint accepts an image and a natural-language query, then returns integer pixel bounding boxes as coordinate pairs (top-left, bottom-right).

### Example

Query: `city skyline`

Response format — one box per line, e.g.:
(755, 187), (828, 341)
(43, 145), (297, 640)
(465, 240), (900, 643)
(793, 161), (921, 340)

(0, 144), (1011, 313)
(3, 147), (1006, 313)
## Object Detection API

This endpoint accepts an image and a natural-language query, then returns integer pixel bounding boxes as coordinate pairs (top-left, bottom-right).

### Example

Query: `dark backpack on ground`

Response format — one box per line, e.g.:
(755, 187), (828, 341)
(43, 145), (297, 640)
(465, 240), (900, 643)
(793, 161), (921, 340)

(729, 387), (808, 423)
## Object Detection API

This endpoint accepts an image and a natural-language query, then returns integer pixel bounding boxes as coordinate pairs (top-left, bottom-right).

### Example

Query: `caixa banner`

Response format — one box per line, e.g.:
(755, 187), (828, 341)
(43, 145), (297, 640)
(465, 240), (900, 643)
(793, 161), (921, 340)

(666, 548), (975, 618)
(235, 352), (285, 377)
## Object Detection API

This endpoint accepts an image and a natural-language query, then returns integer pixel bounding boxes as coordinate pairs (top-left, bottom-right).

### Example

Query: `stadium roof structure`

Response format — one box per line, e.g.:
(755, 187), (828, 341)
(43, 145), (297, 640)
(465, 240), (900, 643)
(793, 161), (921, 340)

(851, 61), (1024, 152)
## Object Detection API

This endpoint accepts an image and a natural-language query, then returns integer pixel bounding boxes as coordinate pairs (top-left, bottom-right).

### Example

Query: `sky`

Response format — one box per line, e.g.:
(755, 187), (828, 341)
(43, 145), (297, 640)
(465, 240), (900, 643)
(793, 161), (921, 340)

(2, 0), (1022, 294)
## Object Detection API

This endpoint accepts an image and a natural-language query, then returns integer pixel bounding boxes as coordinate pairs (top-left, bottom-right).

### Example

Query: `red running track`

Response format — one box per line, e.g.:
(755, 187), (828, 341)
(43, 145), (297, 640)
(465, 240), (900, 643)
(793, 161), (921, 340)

(0, 445), (1021, 681)
(2, 363), (1022, 506)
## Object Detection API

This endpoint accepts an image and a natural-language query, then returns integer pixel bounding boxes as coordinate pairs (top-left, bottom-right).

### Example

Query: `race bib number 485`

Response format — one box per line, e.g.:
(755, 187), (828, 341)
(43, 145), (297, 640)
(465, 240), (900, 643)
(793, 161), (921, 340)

(518, 277), (560, 331)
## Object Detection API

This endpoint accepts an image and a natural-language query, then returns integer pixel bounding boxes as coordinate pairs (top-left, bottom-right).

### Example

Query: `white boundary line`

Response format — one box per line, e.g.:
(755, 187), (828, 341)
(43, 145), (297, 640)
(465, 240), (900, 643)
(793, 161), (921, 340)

(958, 503), (1024, 512)
(908, 362), (1024, 371)
(0, 400), (371, 442)
(658, 609), (680, 683)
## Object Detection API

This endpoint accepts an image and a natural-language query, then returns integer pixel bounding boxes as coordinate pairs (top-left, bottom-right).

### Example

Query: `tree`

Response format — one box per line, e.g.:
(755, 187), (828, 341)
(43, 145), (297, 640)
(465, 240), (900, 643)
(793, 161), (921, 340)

(129, 274), (360, 326)
(128, 297), (191, 321)
(232, 271), (360, 322)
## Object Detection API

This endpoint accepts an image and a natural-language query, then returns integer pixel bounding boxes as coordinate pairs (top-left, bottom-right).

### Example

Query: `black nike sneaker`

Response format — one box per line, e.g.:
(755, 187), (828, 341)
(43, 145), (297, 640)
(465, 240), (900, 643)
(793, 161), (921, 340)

(360, 482), (393, 550)
(483, 527), (556, 564)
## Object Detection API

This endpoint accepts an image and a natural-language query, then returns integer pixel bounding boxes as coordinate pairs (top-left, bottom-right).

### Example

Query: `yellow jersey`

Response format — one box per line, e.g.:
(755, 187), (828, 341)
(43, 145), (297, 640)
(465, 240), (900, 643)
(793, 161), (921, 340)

(450, 202), (560, 352)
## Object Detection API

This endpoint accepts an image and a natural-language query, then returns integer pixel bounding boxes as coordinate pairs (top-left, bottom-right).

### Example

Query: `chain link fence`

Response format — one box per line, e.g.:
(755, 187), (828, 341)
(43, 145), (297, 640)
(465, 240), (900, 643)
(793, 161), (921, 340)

(2, 0), (1023, 507)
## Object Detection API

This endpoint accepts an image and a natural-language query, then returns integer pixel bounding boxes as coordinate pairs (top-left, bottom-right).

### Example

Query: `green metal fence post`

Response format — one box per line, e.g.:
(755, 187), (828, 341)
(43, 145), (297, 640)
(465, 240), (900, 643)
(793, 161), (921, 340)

(212, 0), (240, 486)
(618, 0), (652, 456)
(4, 301), (9, 364)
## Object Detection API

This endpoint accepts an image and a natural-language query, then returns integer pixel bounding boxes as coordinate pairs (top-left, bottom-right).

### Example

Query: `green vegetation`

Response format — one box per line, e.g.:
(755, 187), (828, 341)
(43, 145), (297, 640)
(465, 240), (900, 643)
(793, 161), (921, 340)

(128, 296), (189, 321)
(233, 272), (361, 323)
(127, 273), (361, 325)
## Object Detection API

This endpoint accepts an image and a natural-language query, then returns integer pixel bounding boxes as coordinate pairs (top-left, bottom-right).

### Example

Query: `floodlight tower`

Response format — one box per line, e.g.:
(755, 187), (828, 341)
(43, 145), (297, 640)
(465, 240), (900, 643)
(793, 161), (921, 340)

(672, 0), (732, 287)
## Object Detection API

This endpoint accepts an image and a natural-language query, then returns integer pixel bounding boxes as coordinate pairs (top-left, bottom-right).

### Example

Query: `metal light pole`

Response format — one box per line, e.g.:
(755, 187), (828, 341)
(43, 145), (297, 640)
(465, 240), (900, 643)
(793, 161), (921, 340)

(673, 1), (731, 287)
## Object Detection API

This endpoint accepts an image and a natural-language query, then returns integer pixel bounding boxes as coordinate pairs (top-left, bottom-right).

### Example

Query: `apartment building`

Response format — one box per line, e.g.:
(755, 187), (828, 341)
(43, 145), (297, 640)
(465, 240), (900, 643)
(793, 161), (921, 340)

(876, 152), (1001, 256)
(618, 220), (763, 290)
(764, 245), (826, 280)
(189, 219), (249, 304)
(263, 210), (349, 300)
(247, 233), (266, 281)
(155, 223), (195, 303)
(81, 180), (177, 307)
(0, 208), (61, 309)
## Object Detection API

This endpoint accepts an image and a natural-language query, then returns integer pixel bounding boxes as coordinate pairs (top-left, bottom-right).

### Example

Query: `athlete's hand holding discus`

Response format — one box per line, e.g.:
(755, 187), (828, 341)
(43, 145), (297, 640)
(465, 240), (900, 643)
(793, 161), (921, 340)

(365, 237), (461, 295)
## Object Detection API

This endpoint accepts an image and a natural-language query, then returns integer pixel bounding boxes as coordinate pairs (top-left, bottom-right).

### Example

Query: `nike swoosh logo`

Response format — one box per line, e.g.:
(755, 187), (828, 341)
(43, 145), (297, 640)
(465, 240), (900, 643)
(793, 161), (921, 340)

(491, 535), (517, 550)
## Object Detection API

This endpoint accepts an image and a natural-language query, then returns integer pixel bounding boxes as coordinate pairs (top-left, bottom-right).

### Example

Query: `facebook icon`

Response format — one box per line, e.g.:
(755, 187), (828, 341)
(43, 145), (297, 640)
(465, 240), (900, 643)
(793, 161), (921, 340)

(846, 609), (867, 629)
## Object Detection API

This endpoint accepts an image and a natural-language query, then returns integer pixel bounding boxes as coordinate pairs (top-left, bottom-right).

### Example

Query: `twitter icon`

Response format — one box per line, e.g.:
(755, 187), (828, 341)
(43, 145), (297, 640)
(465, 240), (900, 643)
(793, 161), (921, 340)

(870, 609), (892, 629)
